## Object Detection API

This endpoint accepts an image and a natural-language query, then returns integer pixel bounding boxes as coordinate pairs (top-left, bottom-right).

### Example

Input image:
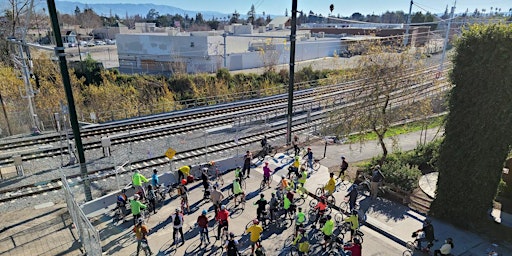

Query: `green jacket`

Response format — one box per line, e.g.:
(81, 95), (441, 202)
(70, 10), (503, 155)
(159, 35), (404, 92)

(130, 199), (146, 215)
(322, 219), (334, 236)
(132, 172), (149, 186)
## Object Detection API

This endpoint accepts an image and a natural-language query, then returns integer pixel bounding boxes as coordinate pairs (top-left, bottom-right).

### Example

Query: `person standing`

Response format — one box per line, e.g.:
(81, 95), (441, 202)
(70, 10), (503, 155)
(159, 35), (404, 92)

(177, 165), (191, 182)
(416, 219), (435, 250)
(225, 232), (239, 256)
(370, 165), (384, 200)
(133, 218), (152, 256)
(321, 215), (334, 249)
(210, 185), (224, 218)
(146, 184), (157, 214)
(216, 205), (230, 240)
(337, 156), (349, 180)
(254, 193), (268, 221)
(245, 219), (264, 255)
(345, 184), (358, 212)
(269, 192), (279, 222)
(242, 151), (252, 178)
(292, 135), (300, 156)
(294, 207), (306, 237)
(303, 148), (313, 171)
(171, 208), (185, 246)
(197, 210), (211, 245)
(262, 162), (272, 187)
(343, 238), (362, 256)
(132, 170), (149, 200)
(151, 168), (159, 188)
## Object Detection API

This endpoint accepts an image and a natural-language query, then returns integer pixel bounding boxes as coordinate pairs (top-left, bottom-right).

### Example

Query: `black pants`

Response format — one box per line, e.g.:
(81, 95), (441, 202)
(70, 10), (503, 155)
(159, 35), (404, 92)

(293, 145), (300, 155)
(178, 171), (185, 181)
(148, 199), (156, 214)
(218, 221), (229, 238)
(173, 227), (184, 243)
(257, 208), (265, 221)
(133, 214), (141, 225)
(242, 163), (250, 177)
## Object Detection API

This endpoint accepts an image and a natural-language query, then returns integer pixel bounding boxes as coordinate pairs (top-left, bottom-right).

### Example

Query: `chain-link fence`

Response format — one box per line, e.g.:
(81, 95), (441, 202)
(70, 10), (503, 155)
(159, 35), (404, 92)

(61, 174), (102, 256)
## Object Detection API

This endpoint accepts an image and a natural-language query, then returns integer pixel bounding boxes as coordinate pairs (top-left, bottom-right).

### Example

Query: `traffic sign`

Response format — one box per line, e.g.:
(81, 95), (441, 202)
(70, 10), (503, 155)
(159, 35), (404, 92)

(165, 148), (176, 159)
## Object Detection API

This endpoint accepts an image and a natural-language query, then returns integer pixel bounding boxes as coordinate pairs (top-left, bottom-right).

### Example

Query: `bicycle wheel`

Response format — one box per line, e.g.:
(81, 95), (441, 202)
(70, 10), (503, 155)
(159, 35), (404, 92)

(334, 213), (344, 226)
(327, 195), (336, 206)
(313, 161), (320, 171)
(402, 250), (413, 256)
(240, 179), (247, 189)
(353, 232), (363, 244)
(406, 241), (416, 251)
(339, 201), (350, 214)
(309, 198), (318, 208)
(260, 180), (266, 190)
(308, 209), (317, 222)
(315, 188), (323, 197)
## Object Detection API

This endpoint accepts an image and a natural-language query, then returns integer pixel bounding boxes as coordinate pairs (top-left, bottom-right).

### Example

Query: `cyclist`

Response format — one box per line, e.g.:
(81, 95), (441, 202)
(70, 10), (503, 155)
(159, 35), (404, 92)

(314, 197), (327, 224)
(338, 156), (349, 180)
(295, 207), (307, 237)
(297, 167), (308, 193)
(324, 172), (336, 196)
(225, 232), (239, 256)
(171, 208), (185, 245)
(245, 219), (264, 255)
(292, 228), (310, 256)
(262, 162), (272, 187)
(261, 135), (268, 149)
(321, 215), (334, 249)
(254, 193), (268, 222)
(130, 194), (147, 226)
(288, 156), (301, 179)
(177, 165), (191, 182)
(210, 185), (224, 218)
(196, 209), (211, 245)
(146, 184), (157, 214)
(201, 167), (210, 199)
(292, 135), (300, 156)
(242, 151), (252, 178)
(345, 183), (358, 212)
(415, 218), (435, 250)
(151, 168), (159, 187)
(343, 237), (362, 256)
(132, 170), (149, 200)
(234, 166), (243, 179)
(303, 148), (313, 170)
(133, 218), (153, 256)
(269, 192), (279, 222)
(344, 210), (360, 238)
(216, 205), (230, 240)
(178, 179), (190, 213)
(280, 175), (291, 191)
(116, 189), (128, 218)
(232, 178), (246, 206)
(283, 188), (296, 219)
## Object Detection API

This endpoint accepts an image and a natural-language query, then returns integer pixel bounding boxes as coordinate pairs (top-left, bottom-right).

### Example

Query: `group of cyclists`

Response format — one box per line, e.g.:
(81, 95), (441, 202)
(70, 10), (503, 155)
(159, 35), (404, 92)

(119, 135), (368, 256)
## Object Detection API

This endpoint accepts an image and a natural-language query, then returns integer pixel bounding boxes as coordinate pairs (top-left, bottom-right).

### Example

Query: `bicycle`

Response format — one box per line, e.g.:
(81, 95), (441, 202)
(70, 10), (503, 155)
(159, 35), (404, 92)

(308, 207), (332, 223)
(260, 174), (272, 190)
(338, 197), (351, 215)
(301, 159), (321, 172)
(328, 237), (353, 256)
(309, 186), (336, 207)
(139, 238), (152, 256)
(219, 225), (229, 248)
(339, 222), (364, 244)
(193, 223), (211, 246)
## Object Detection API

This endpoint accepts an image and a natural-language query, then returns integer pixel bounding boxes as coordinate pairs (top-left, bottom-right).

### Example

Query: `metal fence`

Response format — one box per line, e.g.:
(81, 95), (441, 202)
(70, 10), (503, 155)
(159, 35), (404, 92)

(61, 174), (102, 256)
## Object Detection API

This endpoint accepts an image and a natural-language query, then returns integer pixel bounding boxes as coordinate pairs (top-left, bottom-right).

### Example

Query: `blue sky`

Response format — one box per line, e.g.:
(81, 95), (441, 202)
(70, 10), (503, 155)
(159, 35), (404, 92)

(73, 0), (511, 16)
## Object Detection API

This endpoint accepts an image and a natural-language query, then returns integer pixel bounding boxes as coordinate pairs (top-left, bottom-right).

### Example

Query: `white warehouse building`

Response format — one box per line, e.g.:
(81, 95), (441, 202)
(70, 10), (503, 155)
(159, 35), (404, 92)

(116, 24), (345, 74)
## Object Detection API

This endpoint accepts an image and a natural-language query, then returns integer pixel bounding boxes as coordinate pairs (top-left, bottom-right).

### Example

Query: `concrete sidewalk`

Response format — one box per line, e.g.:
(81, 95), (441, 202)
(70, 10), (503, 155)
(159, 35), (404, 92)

(302, 128), (512, 256)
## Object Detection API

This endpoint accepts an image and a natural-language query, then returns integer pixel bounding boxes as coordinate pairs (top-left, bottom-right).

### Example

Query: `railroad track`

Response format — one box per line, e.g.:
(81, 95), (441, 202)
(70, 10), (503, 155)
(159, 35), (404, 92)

(0, 64), (447, 166)
(0, 74), (451, 203)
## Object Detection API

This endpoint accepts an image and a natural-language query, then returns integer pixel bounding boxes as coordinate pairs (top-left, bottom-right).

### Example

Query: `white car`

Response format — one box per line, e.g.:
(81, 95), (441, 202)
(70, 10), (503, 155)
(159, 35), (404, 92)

(86, 41), (95, 47)
(95, 41), (106, 46)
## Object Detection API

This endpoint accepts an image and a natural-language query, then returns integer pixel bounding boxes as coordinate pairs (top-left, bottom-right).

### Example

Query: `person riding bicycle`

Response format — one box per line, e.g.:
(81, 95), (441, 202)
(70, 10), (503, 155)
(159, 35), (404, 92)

(245, 219), (264, 255)
(232, 178), (246, 206)
(269, 192), (279, 221)
(234, 166), (242, 179)
(324, 172), (336, 196)
(338, 156), (349, 180)
(344, 210), (360, 238)
(292, 228), (310, 255)
(151, 168), (160, 188)
(196, 209), (211, 245)
(132, 170), (149, 200)
(146, 184), (157, 214)
(178, 179), (190, 213)
(242, 151), (252, 178)
(280, 175), (291, 191)
(177, 165), (191, 182)
(172, 208), (185, 245)
(314, 197), (328, 224)
(254, 193), (268, 222)
(216, 205), (230, 240)
(262, 162), (272, 187)
(345, 183), (358, 212)
(288, 156), (301, 179)
(210, 185), (224, 218)
(295, 207), (307, 237)
(130, 194), (147, 226)
(133, 218), (153, 256)
(283, 187), (296, 219)
(117, 189), (128, 208)
(415, 218), (435, 250)
(225, 232), (239, 256)
(321, 215), (335, 249)
(297, 167), (308, 190)
(343, 237), (362, 256)
(303, 148), (313, 170)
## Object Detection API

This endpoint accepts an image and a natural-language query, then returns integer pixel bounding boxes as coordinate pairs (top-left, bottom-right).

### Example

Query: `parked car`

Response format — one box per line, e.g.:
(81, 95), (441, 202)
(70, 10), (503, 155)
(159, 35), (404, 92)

(106, 39), (116, 45)
(86, 41), (95, 47)
(68, 42), (77, 47)
(79, 41), (88, 47)
(95, 40), (106, 46)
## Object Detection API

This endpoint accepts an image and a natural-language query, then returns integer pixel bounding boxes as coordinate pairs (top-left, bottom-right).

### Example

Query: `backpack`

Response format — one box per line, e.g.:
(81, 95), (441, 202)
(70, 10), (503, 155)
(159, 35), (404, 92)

(227, 240), (238, 256)
(173, 214), (182, 226)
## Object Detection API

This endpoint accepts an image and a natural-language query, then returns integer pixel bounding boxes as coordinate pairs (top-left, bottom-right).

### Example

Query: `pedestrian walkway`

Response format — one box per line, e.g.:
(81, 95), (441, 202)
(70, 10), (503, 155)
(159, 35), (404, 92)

(91, 128), (511, 255)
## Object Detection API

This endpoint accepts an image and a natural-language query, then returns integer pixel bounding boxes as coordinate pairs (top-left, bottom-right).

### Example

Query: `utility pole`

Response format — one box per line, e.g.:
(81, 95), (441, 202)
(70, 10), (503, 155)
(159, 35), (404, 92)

(439, 0), (456, 72)
(0, 92), (12, 136)
(286, 0), (298, 145)
(47, 0), (92, 201)
(223, 32), (227, 68)
(403, 0), (413, 46)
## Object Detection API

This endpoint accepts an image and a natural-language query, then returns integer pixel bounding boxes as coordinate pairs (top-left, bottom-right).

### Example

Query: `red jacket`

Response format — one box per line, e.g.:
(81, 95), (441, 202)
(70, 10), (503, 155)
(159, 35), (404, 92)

(344, 243), (362, 256)
(216, 209), (229, 223)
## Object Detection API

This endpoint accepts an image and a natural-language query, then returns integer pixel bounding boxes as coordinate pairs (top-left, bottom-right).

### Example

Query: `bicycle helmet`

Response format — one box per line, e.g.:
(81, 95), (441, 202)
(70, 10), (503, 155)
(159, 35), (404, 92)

(175, 208), (180, 212)
(352, 209), (358, 215)
(341, 156), (345, 160)
(237, 166), (241, 169)
(202, 209), (208, 215)
(295, 156), (300, 160)
(134, 194), (140, 199)
(181, 179), (187, 185)
(265, 162), (269, 166)
(326, 215), (332, 220)
(307, 147), (311, 150)
(253, 219), (259, 224)
(260, 193), (264, 198)
(281, 174), (286, 179)
(229, 232), (235, 238)
(221, 205), (226, 210)
(137, 218), (144, 224)
(353, 238), (361, 244)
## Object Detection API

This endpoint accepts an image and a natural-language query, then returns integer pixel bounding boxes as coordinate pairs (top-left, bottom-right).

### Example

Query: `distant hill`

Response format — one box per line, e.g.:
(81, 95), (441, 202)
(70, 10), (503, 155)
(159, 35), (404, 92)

(54, 1), (230, 20)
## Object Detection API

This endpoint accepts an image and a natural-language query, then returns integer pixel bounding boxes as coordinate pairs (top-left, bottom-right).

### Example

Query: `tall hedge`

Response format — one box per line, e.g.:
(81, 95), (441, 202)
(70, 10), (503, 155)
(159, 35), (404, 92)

(430, 24), (512, 227)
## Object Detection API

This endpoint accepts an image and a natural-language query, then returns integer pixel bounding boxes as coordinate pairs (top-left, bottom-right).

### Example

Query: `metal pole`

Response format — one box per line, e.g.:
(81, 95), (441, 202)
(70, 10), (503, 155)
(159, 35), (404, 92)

(17, 44), (38, 130)
(47, 0), (92, 201)
(403, 0), (413, 47)
(439, 1), (456, 72)
(287, 0), (298, 145)
(223, 33), (227, 68)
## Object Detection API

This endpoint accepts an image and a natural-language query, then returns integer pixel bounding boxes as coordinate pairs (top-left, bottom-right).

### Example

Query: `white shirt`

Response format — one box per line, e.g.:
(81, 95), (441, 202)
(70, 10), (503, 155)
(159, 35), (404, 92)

(439, 243), (452, 254)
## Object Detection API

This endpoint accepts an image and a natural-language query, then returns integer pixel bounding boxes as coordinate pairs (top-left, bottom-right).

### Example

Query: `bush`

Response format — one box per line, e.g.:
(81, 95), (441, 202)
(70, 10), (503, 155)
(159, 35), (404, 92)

(362, 155), (422, 192)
